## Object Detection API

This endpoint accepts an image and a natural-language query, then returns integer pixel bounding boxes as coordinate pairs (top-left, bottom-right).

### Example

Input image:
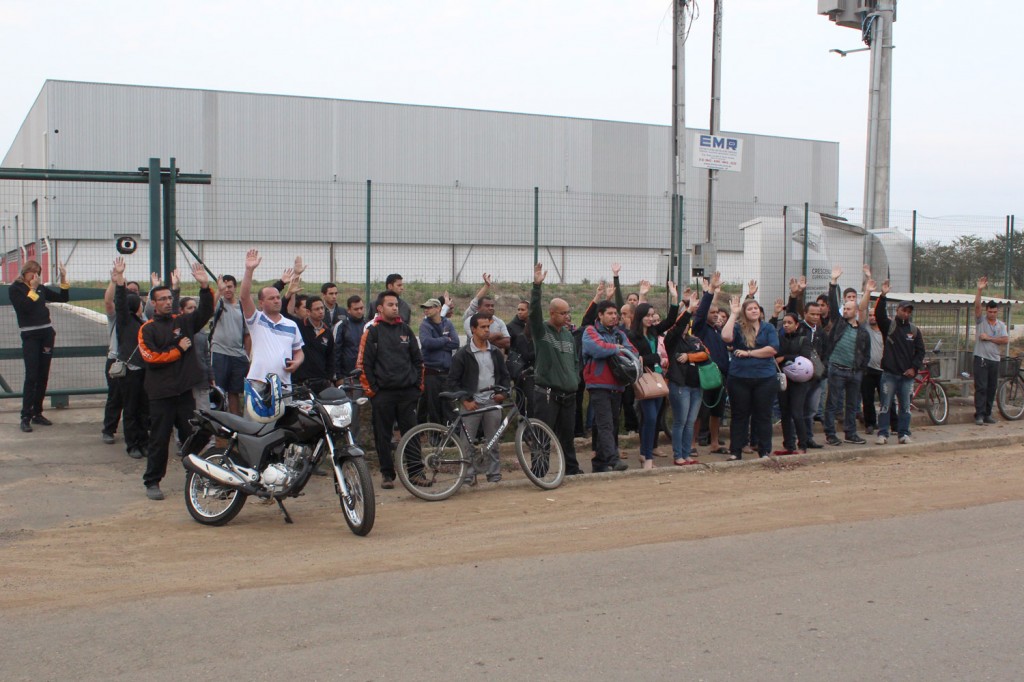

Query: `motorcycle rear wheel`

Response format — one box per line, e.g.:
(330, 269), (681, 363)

(336, 456), (375, 536)
(184, 448), (248, 526)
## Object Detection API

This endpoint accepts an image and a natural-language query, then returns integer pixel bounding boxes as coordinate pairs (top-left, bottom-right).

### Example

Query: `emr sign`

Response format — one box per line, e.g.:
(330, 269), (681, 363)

(693, 134), (744, 172)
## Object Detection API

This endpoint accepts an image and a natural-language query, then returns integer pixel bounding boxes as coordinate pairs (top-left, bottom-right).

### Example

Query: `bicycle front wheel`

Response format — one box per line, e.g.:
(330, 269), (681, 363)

(997, 376), (1024, 421)
(924, 381), (948, 425)
(395, 423), (467, 501)
(514, 418), (565, 490)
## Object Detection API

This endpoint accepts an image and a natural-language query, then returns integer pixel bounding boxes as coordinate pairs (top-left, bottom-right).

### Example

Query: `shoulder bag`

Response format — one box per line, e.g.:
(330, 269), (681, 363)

(634, 368), (669, 400)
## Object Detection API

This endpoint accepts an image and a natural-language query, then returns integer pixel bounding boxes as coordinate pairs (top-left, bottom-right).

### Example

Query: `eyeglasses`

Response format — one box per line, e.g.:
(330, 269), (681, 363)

(553, 310), (571, 316)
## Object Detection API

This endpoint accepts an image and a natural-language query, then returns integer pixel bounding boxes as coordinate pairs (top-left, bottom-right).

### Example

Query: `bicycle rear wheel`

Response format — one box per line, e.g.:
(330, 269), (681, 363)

(514, 418), (565, 490)
(395, 423), (467, 501)
(997, 376), (1024, 421)
(924, 381), (948, 425)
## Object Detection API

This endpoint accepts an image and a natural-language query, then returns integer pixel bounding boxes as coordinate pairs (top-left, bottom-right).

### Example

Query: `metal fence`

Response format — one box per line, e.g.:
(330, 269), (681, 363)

(0, 172), (1018, 401)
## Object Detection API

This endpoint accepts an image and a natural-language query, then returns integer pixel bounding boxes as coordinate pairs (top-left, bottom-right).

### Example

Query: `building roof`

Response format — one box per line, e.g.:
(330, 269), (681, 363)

(872, 292), (1022, 306)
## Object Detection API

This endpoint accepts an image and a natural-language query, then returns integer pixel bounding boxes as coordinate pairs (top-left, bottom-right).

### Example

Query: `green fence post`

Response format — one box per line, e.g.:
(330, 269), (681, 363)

(533, 187), (539, 266)
(365, 180), (372, 309)
(802, 202), (809, 278)
(910, 209), (917, 293)
(162, 158), (177, 283)
(148, 158), (161, 277)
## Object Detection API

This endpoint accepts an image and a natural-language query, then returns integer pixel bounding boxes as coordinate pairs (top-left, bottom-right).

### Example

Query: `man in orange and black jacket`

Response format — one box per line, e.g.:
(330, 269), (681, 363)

(137, 263), (214, 501)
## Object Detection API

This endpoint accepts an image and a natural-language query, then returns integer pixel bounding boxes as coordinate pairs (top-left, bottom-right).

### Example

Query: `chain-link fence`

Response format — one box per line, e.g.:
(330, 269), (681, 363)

(0, 172), (1018, 399)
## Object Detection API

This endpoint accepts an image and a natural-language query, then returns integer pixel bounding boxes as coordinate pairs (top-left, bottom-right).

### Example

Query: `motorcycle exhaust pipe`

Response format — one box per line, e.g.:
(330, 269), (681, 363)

(183, 454), (251, 489)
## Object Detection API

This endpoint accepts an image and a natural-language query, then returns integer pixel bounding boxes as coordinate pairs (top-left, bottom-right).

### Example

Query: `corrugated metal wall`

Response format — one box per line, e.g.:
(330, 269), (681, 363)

(2, 80), (838, 252)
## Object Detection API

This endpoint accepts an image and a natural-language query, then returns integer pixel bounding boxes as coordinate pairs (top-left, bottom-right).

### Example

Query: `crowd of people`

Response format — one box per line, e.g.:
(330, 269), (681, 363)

(7, 253), (1012, 500)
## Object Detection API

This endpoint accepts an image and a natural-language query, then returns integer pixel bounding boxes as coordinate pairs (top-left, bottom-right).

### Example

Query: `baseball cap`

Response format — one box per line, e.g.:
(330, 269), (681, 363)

(420, 298), (442, 309)
(897, 301), (914, 311)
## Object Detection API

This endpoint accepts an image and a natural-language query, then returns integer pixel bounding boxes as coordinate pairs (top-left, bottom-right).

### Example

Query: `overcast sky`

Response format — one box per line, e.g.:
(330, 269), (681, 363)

(0, 0), (1018, 218)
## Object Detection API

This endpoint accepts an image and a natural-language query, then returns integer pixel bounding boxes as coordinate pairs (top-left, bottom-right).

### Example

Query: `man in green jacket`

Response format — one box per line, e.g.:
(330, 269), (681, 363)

(530, 263), (582, 475)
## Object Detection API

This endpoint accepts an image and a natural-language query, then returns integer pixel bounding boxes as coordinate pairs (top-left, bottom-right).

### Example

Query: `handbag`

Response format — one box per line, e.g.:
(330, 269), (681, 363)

(634, 369), (669, 400)
(776, 365), (788, 392)
(808, 348), (826, 380)
(108, 345), (139, 380)
(697, 361), (723, 391)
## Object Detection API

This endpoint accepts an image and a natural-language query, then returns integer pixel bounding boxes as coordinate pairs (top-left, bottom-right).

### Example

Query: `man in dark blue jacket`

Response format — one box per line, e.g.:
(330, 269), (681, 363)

(332, 295), (367, 378)
(419, 296), (460, 427)
(692, 271), (730, 453)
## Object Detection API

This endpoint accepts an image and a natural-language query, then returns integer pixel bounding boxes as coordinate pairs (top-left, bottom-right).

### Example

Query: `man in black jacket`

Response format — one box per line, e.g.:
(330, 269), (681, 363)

(874, 292), (925, 445)
(449, 313), (511, 484)
(137, 262), (214, 500)
(358, 290), (422, 489)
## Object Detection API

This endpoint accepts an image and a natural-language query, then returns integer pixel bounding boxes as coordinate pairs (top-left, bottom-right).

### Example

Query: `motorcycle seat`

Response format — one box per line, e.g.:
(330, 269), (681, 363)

(200, 410), (275, 436)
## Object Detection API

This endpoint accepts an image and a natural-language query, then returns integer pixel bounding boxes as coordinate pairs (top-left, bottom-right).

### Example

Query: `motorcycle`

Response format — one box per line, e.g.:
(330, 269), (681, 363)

(180, 377), (374, 536)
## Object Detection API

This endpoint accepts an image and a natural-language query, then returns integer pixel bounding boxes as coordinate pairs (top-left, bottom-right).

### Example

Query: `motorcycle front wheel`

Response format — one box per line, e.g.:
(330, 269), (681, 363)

(336, 456), (375, 536)
(184, 448), (248, 526)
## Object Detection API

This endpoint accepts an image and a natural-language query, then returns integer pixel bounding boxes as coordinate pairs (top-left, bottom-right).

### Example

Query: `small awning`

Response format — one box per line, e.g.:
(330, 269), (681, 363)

(871, 292), (1022, 306)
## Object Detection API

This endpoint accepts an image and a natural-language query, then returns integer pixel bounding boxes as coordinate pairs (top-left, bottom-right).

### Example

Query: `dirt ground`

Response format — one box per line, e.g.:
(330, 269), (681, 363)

(3, 412), (1022, 615)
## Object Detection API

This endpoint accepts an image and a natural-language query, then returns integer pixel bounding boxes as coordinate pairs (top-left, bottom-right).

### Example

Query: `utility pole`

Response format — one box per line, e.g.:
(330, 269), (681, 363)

(819, 0), (897, 232)
(706, 0), (723, 243)
(672, 0), (690, 287)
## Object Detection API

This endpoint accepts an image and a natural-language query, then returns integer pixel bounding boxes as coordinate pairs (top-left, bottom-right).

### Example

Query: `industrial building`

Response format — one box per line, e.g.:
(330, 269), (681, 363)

(2, 79), (845, 290)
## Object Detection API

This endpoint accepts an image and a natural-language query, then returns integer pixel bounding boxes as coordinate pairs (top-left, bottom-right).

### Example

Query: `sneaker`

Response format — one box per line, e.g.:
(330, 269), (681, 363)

(145, 485), (165, 501)
(380, 476), (395, 490)
(486, 473), (502, 483)
(101, 432), (116, 444)
(898, 435), (912, 444)
(612, 461), (629, 472)
(825, 435), (842, 446)
(875, 435), (888, 445)
(128, 448), (145, 459)
(974, 417), (984, 426)
(31, 415), (53, 426)
(845, 435), (867, 445)
(983, 416), (997, 424)
(463, 475), (478, 486)
(19, 419), (32, 433)
(805, 440), (824, 449)
(865, 425), (875, 435)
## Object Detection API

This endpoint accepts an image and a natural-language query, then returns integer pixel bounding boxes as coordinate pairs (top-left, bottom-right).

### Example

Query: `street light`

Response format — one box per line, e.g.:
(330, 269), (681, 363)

(829, 47), (870, 57)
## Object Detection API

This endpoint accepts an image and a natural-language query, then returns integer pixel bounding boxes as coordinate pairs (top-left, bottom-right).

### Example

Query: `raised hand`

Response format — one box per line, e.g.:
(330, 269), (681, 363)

(638, 279), (652, 297)
(245, 249), (261, 272)
(863, 264), (872, 279)
(729, 295), (742, 316)
(533, 262), (546, 285)
(170, 268), (181, 289)
(150, 272), (162, 288)
(594, 280), (606, 301)
(611, 262), (621, 277)
(798, 275), (807, 291)
(191, 261), (209, 288)
(978, 276), (989, 291)
(708, 271), (722, 292)
(866, 278), (877, 292)
(280, 267), (294, 284)
(482, 272), (493, 286)
(112, 257), (126, 277)
(747, 279), (758, 297)
(216, 275), (226, 293)
(57, 262), (68, 284)
(606, 284), (616, 301)
(443, 291), (452, 307)
(789, 277), (800, 296)
(667, 280), (678, 300)
(774, 298), (785, 316)
(881, 279), (891, 295)
(293, 256), (306, 277)
(690, 290), (701, 307)
(831, 265), (843, 283)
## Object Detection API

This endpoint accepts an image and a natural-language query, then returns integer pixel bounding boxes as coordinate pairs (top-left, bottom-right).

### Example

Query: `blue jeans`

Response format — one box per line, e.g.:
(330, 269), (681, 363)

(877, 372), (913, 438)
(824, 365), (862, 439)
(669, 383), (702, 460)
(803, 377), (824, 441)
(637, 397), (662, 459)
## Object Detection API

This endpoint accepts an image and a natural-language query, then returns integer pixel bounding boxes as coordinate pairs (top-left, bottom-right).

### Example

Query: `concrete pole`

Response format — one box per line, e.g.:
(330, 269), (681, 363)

(863, 1), (895, 231)
(672, 0), (688, 285)
(706, 0), (722, 243)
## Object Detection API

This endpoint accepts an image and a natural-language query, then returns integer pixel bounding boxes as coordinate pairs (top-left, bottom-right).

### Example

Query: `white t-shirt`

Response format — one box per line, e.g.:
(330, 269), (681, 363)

(245, 310), (304, 385)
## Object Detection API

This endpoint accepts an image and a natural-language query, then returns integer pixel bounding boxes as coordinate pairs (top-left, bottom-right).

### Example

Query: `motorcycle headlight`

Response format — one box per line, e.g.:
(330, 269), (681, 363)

(325, 402), (352, 429)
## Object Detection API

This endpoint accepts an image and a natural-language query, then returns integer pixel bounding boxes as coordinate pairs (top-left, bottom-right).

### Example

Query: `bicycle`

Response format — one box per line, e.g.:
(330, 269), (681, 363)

(394, 381), (565, 501)
(909, 344), (948, 425)
(995, 355), (1024, 420)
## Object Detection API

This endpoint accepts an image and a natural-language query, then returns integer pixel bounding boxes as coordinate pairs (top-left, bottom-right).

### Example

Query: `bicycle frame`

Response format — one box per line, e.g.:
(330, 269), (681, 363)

(447, 385), (525, 458)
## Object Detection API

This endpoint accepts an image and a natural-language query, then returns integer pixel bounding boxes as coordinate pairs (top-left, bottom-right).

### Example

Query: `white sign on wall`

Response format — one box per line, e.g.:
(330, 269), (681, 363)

(693, 134), (744, 172)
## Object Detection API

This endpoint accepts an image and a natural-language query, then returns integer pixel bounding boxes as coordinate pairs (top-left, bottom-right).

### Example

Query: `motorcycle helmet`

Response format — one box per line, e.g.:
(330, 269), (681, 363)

(607, 346), (643, 385)
(782, 356), (814, 383)
(208, 385), (228, 412)
(244, 374), (284, 423)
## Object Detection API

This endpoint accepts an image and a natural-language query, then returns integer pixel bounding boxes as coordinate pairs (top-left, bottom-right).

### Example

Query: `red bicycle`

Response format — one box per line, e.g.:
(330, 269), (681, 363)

(910, 345), (948, 425)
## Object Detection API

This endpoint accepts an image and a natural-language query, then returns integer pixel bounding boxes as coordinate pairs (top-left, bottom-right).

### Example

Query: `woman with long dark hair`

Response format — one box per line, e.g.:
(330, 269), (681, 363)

(775, 312), (813, 454)
(626, 282), (678, 469)
(721, 295), (779, 459)
(8, 260), (69, 432)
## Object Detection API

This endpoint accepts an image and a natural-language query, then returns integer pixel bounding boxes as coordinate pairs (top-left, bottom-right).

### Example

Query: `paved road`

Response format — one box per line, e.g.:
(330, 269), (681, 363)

(3, 502), (1022, 681)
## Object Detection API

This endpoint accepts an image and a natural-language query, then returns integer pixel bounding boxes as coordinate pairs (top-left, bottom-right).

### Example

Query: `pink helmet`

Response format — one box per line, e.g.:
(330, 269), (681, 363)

(782, 356), (814, 383)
